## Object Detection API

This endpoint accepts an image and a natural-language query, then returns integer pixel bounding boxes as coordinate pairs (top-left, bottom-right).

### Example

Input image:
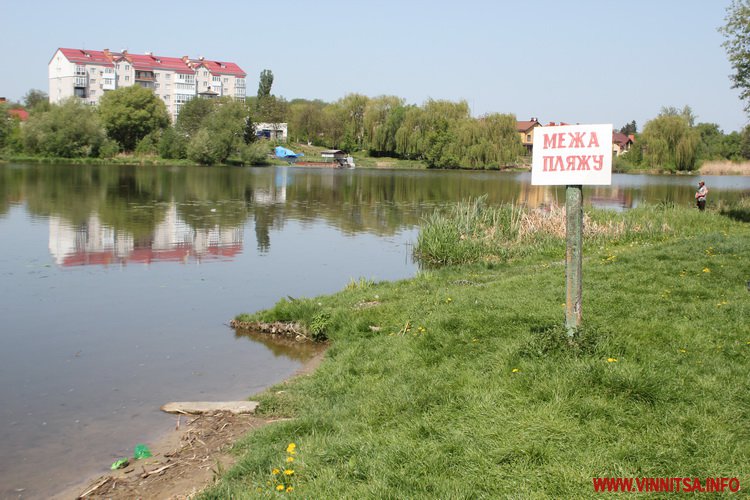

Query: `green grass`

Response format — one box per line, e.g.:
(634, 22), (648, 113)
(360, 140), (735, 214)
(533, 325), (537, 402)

(207, 205), (749, 498)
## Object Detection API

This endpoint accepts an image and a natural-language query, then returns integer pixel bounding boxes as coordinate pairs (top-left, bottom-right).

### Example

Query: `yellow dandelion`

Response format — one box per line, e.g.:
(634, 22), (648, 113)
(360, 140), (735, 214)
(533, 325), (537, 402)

(286, 486), (294, 493)
(702, 268), (711, 273)
(286, 443), (296, 454)
(446, 297), (453, 303)
(607, 358), (618, 363)
(678, 349), (687, 353)
(276, 484), (285, 491)
(286, 456), (294, 463)
(272, 468), (280, 475)
(512, 368), (520, 373)
(284, 469), (294, 476)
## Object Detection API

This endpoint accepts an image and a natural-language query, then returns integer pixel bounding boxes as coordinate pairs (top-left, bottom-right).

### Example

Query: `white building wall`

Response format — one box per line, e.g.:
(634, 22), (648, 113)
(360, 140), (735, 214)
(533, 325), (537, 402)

(153, 70), (174, 117)
(48, 50), (76, 103)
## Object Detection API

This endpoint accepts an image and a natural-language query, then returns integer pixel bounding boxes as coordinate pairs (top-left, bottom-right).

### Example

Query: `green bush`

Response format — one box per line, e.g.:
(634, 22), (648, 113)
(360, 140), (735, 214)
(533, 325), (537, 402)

(158, 127), (187, 159)
(98, 138), (120, 158)
(134, 131), (161, 156)
(187, 129), (222, 165)
(239, 141), (270, 165)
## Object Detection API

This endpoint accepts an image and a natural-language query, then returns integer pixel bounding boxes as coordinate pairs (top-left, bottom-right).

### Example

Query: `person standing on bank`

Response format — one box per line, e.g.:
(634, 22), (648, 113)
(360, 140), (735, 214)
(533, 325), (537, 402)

(695, 181), (708, 211)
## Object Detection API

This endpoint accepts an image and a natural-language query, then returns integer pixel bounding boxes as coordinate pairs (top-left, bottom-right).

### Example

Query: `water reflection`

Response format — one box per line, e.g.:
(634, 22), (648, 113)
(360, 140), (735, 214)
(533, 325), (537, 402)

(233, 329), (327, 361)
(1, 164), (747, 269)
(49, 203), (244, 266)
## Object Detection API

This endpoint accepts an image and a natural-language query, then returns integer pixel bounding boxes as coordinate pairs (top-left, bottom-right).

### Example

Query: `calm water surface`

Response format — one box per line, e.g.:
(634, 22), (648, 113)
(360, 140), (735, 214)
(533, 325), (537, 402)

(0, 163), (748, 498)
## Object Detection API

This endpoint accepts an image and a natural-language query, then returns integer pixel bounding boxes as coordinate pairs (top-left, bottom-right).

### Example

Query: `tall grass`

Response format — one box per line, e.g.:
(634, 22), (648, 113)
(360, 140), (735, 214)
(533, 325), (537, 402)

(416, 199), (724, 266)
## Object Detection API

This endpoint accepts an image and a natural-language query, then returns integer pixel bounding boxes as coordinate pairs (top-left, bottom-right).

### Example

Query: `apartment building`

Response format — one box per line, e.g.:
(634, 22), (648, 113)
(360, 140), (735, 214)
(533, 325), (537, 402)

(48, 48), (247, 120)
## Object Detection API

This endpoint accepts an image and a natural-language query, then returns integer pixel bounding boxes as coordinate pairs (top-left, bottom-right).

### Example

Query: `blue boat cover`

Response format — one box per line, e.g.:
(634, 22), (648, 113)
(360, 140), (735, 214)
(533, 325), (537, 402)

(274, 146), (304, 158)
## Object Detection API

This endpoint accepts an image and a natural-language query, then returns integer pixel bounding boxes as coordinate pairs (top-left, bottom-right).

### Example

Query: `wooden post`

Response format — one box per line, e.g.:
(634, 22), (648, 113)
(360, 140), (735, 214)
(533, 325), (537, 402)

(565, 185), (583, 335)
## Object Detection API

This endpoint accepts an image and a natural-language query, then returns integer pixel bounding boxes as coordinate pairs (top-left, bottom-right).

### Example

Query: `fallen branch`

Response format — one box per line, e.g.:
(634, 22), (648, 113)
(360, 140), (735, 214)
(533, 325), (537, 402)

(77, 477), (111, 498)
(141, 462), (177, 478)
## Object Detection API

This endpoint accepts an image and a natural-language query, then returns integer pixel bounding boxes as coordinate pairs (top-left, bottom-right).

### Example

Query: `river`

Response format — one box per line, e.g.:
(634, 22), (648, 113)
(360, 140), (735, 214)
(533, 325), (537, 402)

(0, 163), (748, 498)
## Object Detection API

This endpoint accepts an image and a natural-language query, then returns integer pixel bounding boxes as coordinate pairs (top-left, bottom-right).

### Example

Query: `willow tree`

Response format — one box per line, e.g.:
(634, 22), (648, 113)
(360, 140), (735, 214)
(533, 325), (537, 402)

(720, 0), (750, 113)
(287, 99), (327, 144)
(395, 106), (428, 159)
(338, 93), (369, 151)
(640, 114), (700, 171)
(363, 95), (405, 155)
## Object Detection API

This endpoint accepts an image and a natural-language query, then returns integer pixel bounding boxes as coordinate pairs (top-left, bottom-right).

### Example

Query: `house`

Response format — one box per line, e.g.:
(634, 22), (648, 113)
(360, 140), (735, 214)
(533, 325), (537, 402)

(48, 48), (247, 121)
(516, 117), (542, 154)
(612, 132), (634, 156)
(255, 122), (287, 142)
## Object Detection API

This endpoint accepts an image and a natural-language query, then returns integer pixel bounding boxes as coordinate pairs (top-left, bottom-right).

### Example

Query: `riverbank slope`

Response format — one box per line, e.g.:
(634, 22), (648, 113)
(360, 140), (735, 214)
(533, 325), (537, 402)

(202, 203), (749, 498)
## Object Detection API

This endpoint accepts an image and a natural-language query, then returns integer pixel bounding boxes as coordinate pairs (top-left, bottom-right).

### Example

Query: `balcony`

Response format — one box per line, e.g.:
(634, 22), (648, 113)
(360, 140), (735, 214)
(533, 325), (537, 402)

(75, 66), (86, 76)
(135, 71), (155, 81)
(74, 77), (87, 88)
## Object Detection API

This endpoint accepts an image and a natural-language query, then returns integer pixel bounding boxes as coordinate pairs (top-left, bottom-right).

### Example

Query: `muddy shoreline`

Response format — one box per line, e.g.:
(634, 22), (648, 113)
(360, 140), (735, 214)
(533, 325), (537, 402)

(63, 347), (327, 499)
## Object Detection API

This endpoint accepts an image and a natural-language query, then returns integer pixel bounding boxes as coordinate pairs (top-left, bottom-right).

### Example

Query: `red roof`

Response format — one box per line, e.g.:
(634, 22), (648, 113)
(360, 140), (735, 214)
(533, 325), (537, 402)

(122, 53), (194, 74)
(57, 48), (114, 67)
(192, 59), (246, 77)
(9, 108), (29, 121)
(613, 132), (633, 147)
(516, 119), (540, 132)
(56, 48), (245, 76)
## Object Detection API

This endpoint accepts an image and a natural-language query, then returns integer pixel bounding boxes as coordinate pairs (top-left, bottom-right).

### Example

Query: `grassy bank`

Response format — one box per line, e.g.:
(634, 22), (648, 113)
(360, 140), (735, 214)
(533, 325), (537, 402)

(209, 202), (749, 498)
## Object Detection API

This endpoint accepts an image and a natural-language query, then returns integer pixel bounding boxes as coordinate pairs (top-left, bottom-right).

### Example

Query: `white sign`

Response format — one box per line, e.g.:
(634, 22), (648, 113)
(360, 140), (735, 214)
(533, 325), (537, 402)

(531, 124), (613, 185)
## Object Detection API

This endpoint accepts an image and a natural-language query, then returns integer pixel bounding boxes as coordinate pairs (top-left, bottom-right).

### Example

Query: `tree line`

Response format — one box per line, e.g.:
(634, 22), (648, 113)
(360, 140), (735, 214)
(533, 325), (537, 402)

(3, 63), (750, 170)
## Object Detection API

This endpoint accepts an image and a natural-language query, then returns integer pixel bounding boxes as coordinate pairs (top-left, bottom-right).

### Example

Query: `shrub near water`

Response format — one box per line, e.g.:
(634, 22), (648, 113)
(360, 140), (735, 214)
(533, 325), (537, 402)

(210, 204), (750, 498)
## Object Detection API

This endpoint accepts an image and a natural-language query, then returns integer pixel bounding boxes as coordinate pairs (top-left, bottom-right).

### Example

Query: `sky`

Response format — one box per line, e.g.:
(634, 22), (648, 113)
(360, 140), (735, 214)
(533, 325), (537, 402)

(1, 0), (746, 133)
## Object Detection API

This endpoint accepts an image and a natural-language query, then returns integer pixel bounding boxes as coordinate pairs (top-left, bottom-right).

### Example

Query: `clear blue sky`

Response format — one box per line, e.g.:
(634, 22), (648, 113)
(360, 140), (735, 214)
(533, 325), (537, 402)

(1, 0), (746, 132)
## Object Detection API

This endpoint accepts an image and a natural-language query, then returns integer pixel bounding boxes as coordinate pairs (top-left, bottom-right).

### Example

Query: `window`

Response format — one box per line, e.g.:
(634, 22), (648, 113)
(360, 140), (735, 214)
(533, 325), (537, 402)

(526, 134), (531, 142)
(125, 64), (130, 71)
(203, 70), (208, 76)
(165, 73), (170, 79)
(223, 77), (228, 84)
(125, 76), (130, 82)
(90, 90), (96, 96)
(105, 67), (114, 74)
(212, 75), (220, 82)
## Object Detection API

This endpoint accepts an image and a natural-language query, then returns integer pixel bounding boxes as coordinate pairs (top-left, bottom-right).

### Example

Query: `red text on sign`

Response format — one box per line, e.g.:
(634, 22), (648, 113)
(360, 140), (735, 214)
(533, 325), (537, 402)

(542, 155), (604, 172)
(543, 131), (600, 149)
